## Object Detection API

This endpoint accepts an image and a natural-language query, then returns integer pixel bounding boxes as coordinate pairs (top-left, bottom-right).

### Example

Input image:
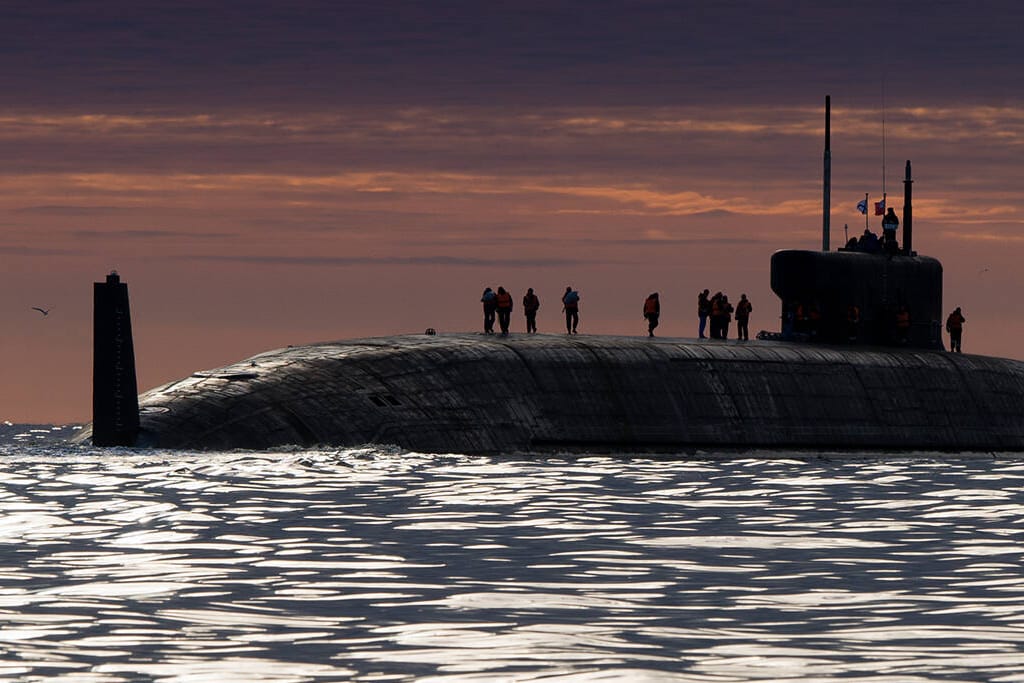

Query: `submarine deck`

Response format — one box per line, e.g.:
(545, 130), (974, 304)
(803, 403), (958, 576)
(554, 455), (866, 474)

(94, 332), (1024, 453)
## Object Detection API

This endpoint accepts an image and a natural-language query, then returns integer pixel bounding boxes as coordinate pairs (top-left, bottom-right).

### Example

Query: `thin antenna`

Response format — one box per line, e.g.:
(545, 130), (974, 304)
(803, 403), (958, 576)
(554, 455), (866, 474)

(881, 75), (887, 202)
(823, 95), (831, 251)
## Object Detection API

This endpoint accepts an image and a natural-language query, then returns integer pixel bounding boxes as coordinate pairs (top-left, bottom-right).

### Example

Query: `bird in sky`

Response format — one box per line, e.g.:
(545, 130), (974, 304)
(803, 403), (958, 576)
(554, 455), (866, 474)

(31, 307), (50, 316)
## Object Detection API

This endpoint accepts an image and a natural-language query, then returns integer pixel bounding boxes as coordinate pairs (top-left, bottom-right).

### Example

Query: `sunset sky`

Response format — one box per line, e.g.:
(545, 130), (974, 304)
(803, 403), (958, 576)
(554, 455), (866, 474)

(3, 1), (1024, 423)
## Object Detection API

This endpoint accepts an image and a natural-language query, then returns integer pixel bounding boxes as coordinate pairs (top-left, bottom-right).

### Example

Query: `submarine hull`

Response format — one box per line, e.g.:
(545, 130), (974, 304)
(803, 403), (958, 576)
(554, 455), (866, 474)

(78, 334), (1024, 453)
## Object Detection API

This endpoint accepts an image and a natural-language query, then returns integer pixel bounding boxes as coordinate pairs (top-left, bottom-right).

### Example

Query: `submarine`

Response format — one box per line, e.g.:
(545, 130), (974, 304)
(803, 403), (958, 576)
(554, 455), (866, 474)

(76, 97), (1024, 453)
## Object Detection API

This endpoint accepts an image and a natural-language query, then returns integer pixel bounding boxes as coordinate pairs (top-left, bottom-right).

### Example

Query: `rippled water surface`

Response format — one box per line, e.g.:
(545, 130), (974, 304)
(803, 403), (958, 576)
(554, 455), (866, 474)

(1, 439), (1023, 681)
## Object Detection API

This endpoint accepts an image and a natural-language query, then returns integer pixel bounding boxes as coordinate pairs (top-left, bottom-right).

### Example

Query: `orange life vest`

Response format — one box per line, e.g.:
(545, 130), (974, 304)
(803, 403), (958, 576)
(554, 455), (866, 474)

(896, 310), (910, 328)
(496, 291), (512, 309)
(644, 297), (658, 315)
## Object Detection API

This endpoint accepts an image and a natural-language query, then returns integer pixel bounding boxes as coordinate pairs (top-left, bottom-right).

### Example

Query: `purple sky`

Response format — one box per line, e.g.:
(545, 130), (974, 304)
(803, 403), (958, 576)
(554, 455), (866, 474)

(3, 1), (1024, 422)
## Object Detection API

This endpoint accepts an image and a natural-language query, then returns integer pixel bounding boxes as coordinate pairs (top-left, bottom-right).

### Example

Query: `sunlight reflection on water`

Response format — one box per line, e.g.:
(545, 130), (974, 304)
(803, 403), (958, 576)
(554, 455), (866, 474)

(0, 446), (1022, 681)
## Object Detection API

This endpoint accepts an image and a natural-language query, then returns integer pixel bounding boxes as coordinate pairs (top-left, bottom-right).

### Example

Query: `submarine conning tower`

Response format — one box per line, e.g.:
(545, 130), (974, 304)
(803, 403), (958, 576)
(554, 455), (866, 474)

(771, 111), (942, 349)
(770, 250), (943, 348)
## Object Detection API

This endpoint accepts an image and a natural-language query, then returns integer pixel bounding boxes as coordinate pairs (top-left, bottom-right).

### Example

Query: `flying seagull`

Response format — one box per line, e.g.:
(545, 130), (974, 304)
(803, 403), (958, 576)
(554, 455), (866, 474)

(31, 307), (50, 316)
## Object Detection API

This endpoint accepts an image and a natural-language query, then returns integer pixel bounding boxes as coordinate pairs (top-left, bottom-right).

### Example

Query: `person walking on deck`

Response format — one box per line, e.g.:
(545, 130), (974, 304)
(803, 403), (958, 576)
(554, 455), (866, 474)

(946, 307), (966, 353)
(562, 286), (580, 334)
(523, 288), (540, 333)
(495, 286), (513, 336)
(697, 289), (711, 338)
(643, 293), (660, 337)
(735, 294), (752, 341)
(480, 287), (497, 334)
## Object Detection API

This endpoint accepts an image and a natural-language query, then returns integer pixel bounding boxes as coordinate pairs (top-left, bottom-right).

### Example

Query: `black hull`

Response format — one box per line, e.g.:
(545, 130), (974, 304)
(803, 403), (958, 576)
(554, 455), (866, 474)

(77, 334), (1024, 453)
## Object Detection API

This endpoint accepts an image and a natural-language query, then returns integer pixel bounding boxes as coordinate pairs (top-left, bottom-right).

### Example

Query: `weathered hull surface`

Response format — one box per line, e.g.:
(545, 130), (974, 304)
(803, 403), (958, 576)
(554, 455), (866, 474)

(81, 334), (1024, 453)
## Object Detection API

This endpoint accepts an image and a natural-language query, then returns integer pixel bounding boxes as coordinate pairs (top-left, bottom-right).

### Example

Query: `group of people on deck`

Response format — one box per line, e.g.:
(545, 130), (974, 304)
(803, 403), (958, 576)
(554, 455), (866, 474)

(697, 289), (753, 341)
(478, 285), (966, 352)
(480, 286), (579, 336)
(478, 286), (754, 340)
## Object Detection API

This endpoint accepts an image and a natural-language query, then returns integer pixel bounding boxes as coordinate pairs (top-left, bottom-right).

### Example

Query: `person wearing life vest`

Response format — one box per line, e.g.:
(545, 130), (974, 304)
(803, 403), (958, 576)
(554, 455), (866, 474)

(895, 305), (911, 345)
(643, 292), (660, 337)
(793, 302), (806, 335)
(719, 294), (734, 340)
(562, 286), (580, 334)
(846, 304), (861, 342)
(735, 294), (753, 341)
(782, 301), (796, 340)
(946, 306), (966, 353)
(709, 292), (723, 339)
(480, 287), (497, 334)
(495, 286), (513, 336)
(807, 303), (821, 340)
(697, 289), (711, 339)
(522, 288), (540, 334)
(882, 208), (900, 254)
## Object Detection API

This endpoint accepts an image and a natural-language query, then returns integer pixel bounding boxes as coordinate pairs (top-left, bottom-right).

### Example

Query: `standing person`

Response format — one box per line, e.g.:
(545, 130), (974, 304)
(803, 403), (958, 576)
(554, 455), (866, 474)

(562, 286), (580, 334)
(643, 292), (660, 337)
(735, 294), (753, 341)
(719, 294), (734, 340)
(480, 287), (497, 334)
(946, 306), (966, 353)
(709, 292), (723, 339)
(882, 207), (900, 253)
(522, 288), (540, 333)
(697, 289), (711, 339)
(845, 304), (861, 342)
(895, 305), (911, 345)
(495, 286), (513, 336)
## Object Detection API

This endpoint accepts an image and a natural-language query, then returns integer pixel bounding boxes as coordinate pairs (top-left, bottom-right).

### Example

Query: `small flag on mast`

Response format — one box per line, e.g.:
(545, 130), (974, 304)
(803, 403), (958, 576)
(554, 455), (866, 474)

(874, 199), (886, 216)
(856, 198), (868, 215)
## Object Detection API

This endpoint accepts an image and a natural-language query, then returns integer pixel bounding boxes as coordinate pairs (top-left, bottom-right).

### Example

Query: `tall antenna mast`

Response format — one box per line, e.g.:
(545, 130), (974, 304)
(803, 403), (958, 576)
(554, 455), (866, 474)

(822, 95), (831, 251)
(881, 77), (887, 207)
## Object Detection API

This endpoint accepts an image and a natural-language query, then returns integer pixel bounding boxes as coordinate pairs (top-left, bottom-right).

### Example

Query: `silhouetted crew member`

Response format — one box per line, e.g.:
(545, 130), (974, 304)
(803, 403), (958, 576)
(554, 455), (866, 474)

(562, 286), (580, 334)
(697, 289), (711, 338)
(807, 303), (821, 340)
(895, 305), (911, 345)
(480, 287), (497, 334)
(709, 292), (723, 339)
(495, 287), (513, 336)
(846, 304), (861, 342)
(793, 302), (806, 335)
(643, 293), (660, 337)
(735, 294), (752, 341)
(946, 307), (966, 353)
(782, 302), (796, 340)
(858, 228), (881, 254)
(523, 288), (540, 333)
(719, 294), (734, 340)
(882, 208), (900, 254)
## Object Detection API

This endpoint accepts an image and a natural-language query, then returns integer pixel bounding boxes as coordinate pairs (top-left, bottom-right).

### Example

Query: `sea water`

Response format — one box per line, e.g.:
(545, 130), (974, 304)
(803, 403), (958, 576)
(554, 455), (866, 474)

(1, 426), (1023, 681)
